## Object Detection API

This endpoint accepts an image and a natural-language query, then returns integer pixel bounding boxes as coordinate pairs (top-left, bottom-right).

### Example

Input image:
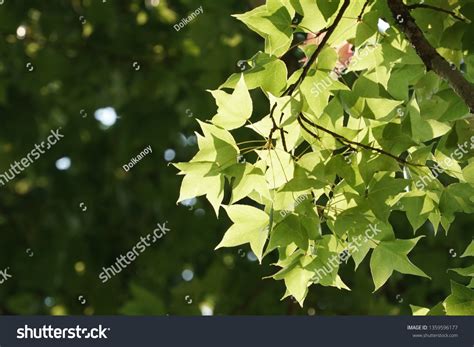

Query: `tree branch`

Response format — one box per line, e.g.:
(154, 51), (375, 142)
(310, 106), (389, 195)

(279, 127), (289, 151)
(406, 3), (466, 22)
(388, 0), (474, 112)
(269, 0), (351, 153)
(297, 115), (320, 141)
(299, 113), (423, 167)
(284, 0), (351, 97)
(357, 0), (373, 22)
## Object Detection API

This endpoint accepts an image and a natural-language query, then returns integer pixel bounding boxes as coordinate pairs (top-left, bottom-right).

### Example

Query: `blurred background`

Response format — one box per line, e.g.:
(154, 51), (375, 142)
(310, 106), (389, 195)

(0, 0), (472, 315)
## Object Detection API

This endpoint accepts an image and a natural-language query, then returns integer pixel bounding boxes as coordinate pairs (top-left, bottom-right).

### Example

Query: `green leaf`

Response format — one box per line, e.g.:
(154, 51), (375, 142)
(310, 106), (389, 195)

(211, 75), (253, 130)
(370, 236), (430, 291)
(174, 162), (226, 217)
(293, 0), (327, 33)
(372, 123), (417, 156)
(408, 96), (451, 143)
(257, 149), (295, 189)
(227, 163), (270, 204)
(387, 65), (424, 100)
(426, 302), (447, 316)
(358, 150), (400, 185)
(305, 235), (351, 290)
(316, 46), (339, 71)
(316, 0), (340, 20)
(400, 192), (437, 233)
(410, 305), (429, 316)
(366, 173), (408, 221)
(174, 121), (240, 216)
(191, 121), (239, 169)
(283, 265), (314, 306)
(372, 43), (403, 89)
(410, 302), (446, 316)
(216, 205), (269, 262)
(444, 281), (474, 315)
(346, 219), (395, 269)
(221, 52), (288, 95)
(463, 162), (474, 184)
(461, 240), (474, 257)
(450, 264), (474, 277)
(366, 97), (402, 120)
(234, 3), (293, 57)
(440, 183), (474, 223)
(355, 11), (378, 46)
(267, 214), (309, 252)
(268, 94), (301, 127)
(177, 172), (224, 217)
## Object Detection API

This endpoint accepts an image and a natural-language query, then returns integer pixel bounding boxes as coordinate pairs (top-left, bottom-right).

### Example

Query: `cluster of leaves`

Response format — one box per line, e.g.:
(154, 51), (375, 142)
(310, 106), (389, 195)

(175, 0), (474, 311)
(412, 240), (474, 315)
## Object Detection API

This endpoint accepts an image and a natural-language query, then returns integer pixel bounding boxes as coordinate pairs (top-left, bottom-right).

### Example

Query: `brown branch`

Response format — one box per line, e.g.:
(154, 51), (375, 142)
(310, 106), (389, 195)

(268, 103), (279, 140)
(267, 103), (289, 152)
(406, 3), (466, 22)
(388, 0), (474, 112)
(278, 31), (325, 59)
(268, 0), (350, 153)
(299, 113), (423, 167)
(279, 128), (288, 151)
(284, 0), (351, 97)
(297, 115), (320, 141)
(357, 0), (373, 22)
(277, 111), (289, 152)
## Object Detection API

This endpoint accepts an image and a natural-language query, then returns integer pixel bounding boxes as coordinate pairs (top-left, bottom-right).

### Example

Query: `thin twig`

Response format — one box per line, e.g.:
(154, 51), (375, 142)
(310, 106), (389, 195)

(268, 0), (351, 154)
(297, 115), (320, 141)
(299, 113), (423, 167)
(357, 0), (373, 21)
(284, 0), (351, 97)
(279, 128), (289, 152)
(407, 3), (467, 22)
